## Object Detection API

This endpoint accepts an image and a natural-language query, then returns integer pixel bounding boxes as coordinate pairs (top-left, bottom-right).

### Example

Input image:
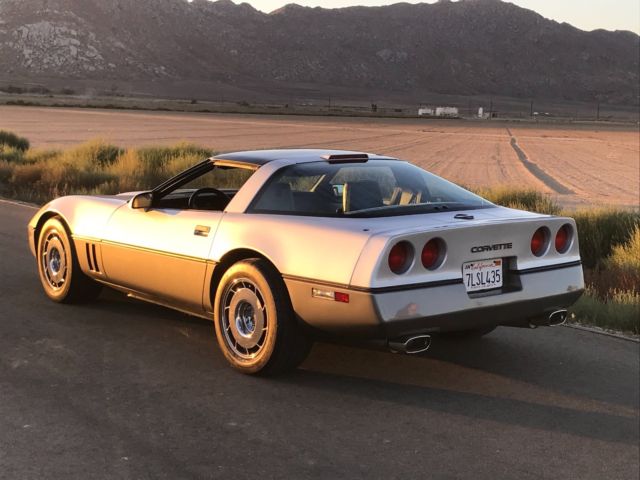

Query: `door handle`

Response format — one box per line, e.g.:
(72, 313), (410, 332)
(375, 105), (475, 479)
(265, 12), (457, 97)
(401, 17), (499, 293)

(194, 225), (211, 237)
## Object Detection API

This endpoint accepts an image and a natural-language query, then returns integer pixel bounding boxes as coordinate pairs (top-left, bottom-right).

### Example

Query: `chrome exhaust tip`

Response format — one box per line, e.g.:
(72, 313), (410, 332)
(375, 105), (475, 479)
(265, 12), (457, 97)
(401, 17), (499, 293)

(388, 335), (432, 355)
(528, 309), (568, 328)
(548, 309), (568, 326)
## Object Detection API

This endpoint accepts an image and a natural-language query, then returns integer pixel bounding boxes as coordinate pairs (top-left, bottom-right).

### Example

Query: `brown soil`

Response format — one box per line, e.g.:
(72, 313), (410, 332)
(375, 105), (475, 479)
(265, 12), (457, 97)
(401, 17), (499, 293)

(1, 106), (637, 208)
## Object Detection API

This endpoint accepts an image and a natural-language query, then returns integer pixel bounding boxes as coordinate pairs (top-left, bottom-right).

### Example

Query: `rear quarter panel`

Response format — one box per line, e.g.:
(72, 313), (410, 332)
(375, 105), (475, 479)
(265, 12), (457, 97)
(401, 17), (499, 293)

(210, 213), (375, 286)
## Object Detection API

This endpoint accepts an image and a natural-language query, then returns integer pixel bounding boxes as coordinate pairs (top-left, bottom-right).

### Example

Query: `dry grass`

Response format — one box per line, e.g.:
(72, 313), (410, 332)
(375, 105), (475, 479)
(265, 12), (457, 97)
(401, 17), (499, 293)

(571, 209), (640, 269)
(607, 225), (640, 272)
(571, 287), (639, 334)
(474, 187), (561, 215)
(0, 138), (213, 203)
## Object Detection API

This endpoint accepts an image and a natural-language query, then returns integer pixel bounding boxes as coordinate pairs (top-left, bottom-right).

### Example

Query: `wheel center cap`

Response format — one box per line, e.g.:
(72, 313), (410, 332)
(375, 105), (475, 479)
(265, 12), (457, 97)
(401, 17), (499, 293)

(49, 248), (61, 274)
(225, 285), (266, 351)
(235, 301), (256, 337)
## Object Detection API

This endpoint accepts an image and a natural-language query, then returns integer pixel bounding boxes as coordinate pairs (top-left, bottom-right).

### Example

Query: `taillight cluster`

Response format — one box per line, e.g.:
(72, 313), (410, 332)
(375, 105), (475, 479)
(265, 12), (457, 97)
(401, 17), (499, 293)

(388, 238), (445, 274)
(531, 224), (573, 256)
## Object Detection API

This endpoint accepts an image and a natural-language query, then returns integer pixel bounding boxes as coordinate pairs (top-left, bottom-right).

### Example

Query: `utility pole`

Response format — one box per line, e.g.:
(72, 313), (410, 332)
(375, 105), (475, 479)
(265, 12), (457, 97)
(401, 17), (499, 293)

(530, 100), (534, 117)
(596, 101), (600, 121)
(489, 97), (493, 120)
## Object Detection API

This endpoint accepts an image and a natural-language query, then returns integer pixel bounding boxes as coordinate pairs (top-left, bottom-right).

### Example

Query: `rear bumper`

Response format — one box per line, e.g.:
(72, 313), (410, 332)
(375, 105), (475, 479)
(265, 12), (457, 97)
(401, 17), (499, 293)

(379, 290), (583, 337)
(284, 263), (584, 338)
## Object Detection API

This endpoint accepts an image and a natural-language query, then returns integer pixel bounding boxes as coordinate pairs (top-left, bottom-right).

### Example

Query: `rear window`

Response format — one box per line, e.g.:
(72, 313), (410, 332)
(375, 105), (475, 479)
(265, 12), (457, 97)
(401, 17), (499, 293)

(249, 160), (492, 217)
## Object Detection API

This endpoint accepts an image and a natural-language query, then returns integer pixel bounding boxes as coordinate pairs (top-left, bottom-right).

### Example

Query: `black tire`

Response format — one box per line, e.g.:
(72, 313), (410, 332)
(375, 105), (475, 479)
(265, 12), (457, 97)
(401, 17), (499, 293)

(440, 326), (497, 339)
(213, 258), (312, 375)
(36, 217), (102, 303)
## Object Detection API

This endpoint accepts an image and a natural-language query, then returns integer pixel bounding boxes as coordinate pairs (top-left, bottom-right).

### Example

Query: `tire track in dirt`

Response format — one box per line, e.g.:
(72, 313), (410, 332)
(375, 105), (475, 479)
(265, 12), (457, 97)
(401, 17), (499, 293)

(506, 129), (574, 195)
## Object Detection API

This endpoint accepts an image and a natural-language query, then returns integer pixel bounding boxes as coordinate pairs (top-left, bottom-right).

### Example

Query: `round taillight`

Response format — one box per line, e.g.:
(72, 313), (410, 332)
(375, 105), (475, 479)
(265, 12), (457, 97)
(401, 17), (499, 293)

(531, 227), (549, 257)
(555, 224), (572, 253)
(388, 241), (413, 274)
(422, 238), (444, 270)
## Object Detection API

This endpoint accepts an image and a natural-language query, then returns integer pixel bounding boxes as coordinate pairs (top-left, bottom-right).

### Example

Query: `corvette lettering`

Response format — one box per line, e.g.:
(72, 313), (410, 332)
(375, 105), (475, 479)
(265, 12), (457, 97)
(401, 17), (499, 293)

(470, 242), (513, 253)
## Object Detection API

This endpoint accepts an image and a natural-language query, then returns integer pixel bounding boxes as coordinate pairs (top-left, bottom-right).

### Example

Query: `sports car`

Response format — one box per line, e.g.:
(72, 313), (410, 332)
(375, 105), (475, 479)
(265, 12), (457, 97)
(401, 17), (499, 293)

(28, 149), (584, 374)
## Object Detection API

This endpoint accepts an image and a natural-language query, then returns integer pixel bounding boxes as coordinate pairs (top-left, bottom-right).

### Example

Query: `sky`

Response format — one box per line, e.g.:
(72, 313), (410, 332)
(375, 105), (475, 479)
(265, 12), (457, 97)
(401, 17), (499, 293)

(230, 0), (640, 33)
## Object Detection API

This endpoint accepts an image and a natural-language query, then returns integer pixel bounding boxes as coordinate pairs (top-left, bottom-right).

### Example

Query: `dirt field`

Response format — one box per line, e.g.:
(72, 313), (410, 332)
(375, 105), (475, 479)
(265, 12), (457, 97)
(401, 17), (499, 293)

(512, 127), (639, 208)
(1, 106), (638, 208)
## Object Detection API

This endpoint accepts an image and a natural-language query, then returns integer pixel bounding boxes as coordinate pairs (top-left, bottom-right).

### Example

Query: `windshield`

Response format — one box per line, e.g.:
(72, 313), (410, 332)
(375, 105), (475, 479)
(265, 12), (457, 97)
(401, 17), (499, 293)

(249, 160), (493, 217)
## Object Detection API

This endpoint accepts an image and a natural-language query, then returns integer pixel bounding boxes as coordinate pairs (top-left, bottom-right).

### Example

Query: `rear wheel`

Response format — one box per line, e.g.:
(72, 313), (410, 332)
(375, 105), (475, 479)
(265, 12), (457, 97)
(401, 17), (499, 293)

(213, 259), (312, 375)
(37, 217), (102, 303)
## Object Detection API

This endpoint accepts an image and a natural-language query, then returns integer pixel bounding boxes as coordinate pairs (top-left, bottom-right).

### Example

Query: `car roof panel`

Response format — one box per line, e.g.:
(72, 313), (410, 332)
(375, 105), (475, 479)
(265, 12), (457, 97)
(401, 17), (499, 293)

(214, 149), (396, 166)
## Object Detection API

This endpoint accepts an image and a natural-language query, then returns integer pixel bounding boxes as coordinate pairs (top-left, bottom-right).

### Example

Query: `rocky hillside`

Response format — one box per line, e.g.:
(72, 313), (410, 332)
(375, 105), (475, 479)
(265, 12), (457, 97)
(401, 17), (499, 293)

(0, 0), (637, 104)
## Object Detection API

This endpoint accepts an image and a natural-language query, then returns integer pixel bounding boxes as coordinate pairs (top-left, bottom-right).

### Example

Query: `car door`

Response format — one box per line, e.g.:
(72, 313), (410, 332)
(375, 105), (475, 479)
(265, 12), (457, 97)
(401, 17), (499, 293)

(100, 204), (223, 313)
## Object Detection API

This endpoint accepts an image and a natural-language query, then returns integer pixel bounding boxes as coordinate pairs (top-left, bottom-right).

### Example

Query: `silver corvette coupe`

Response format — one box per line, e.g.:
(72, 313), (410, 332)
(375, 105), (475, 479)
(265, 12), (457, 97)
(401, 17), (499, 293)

(28, 149), (584, 374)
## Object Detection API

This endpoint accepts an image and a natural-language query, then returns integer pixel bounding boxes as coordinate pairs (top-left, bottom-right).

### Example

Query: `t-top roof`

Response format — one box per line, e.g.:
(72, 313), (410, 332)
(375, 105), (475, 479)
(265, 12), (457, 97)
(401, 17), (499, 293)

(214, 149), (396, 166)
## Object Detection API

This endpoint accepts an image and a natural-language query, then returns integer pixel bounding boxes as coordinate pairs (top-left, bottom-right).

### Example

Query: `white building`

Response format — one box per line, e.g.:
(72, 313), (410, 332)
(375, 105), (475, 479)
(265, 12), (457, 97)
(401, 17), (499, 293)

(478, 107), (489, 119)
(419, 106), (460, 118)
(418, 107), (435, 116)
(435, 106), (459, 117)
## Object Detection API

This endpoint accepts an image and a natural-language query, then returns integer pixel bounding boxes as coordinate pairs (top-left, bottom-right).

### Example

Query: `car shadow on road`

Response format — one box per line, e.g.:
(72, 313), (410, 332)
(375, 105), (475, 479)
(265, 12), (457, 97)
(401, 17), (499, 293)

(289, 355), (638, 446)
(78, 289), (638, 447)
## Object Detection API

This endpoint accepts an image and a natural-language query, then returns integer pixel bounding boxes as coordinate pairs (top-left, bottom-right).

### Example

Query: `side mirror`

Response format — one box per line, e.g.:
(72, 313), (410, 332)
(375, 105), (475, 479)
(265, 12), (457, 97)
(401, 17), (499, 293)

(131, 192), (153, 210)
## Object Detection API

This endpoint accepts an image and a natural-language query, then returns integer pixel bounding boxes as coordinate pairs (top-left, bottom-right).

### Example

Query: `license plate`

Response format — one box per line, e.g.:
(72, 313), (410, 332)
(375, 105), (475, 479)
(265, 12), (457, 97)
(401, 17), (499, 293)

(462, 258), (503, 292)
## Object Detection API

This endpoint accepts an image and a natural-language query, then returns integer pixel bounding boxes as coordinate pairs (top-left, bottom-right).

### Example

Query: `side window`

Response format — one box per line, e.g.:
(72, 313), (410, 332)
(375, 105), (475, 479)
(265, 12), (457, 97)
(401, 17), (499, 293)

(156, 165), (255, 211)
(252, 168), (330, 213)
(180, 167), (254, 191)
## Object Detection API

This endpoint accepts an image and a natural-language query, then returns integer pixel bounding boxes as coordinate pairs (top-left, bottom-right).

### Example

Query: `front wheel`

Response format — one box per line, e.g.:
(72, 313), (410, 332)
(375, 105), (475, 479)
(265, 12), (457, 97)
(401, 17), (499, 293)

(36, 217), (102, 303)
(213, 259), (312, 375)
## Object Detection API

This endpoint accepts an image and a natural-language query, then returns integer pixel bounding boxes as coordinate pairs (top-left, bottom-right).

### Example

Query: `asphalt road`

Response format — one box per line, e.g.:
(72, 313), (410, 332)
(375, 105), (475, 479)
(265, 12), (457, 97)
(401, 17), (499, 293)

(1, 201), (638, 480)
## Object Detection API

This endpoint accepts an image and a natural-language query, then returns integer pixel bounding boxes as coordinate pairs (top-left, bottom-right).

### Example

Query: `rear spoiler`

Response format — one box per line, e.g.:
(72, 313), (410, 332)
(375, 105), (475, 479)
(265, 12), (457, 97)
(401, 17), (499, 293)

(322, 153), (369, 163)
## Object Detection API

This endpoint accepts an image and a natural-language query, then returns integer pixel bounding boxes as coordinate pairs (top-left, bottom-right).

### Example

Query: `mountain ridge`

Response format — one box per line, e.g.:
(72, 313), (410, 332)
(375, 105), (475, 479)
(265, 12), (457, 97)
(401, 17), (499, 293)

(0, 0), (637, 104)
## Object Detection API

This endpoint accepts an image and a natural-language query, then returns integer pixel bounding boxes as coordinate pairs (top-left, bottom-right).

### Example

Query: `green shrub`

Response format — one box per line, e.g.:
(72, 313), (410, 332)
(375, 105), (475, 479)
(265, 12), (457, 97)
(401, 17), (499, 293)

(0, 146), (25, 163)
(0, 160), (13, 183)
(570, 287), (640, 334)
(136, 144), (210, 171)
(474, 187), (561, 215)
(22, 149), (61, 165)
(106, 143), (212, 192)
(56, 140), (124, 169)
(0, 130), (30, 152)
(10, 162), (44, 186)
(586, 265), (640, 299)
(606, 225), (640, 271)
(572, 209), (640, 269)
(581, 226), (640, 299)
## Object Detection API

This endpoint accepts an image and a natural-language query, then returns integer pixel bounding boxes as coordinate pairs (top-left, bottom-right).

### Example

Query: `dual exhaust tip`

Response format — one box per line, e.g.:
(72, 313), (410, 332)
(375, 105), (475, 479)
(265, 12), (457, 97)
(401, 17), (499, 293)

(387, 309), (568, 353)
